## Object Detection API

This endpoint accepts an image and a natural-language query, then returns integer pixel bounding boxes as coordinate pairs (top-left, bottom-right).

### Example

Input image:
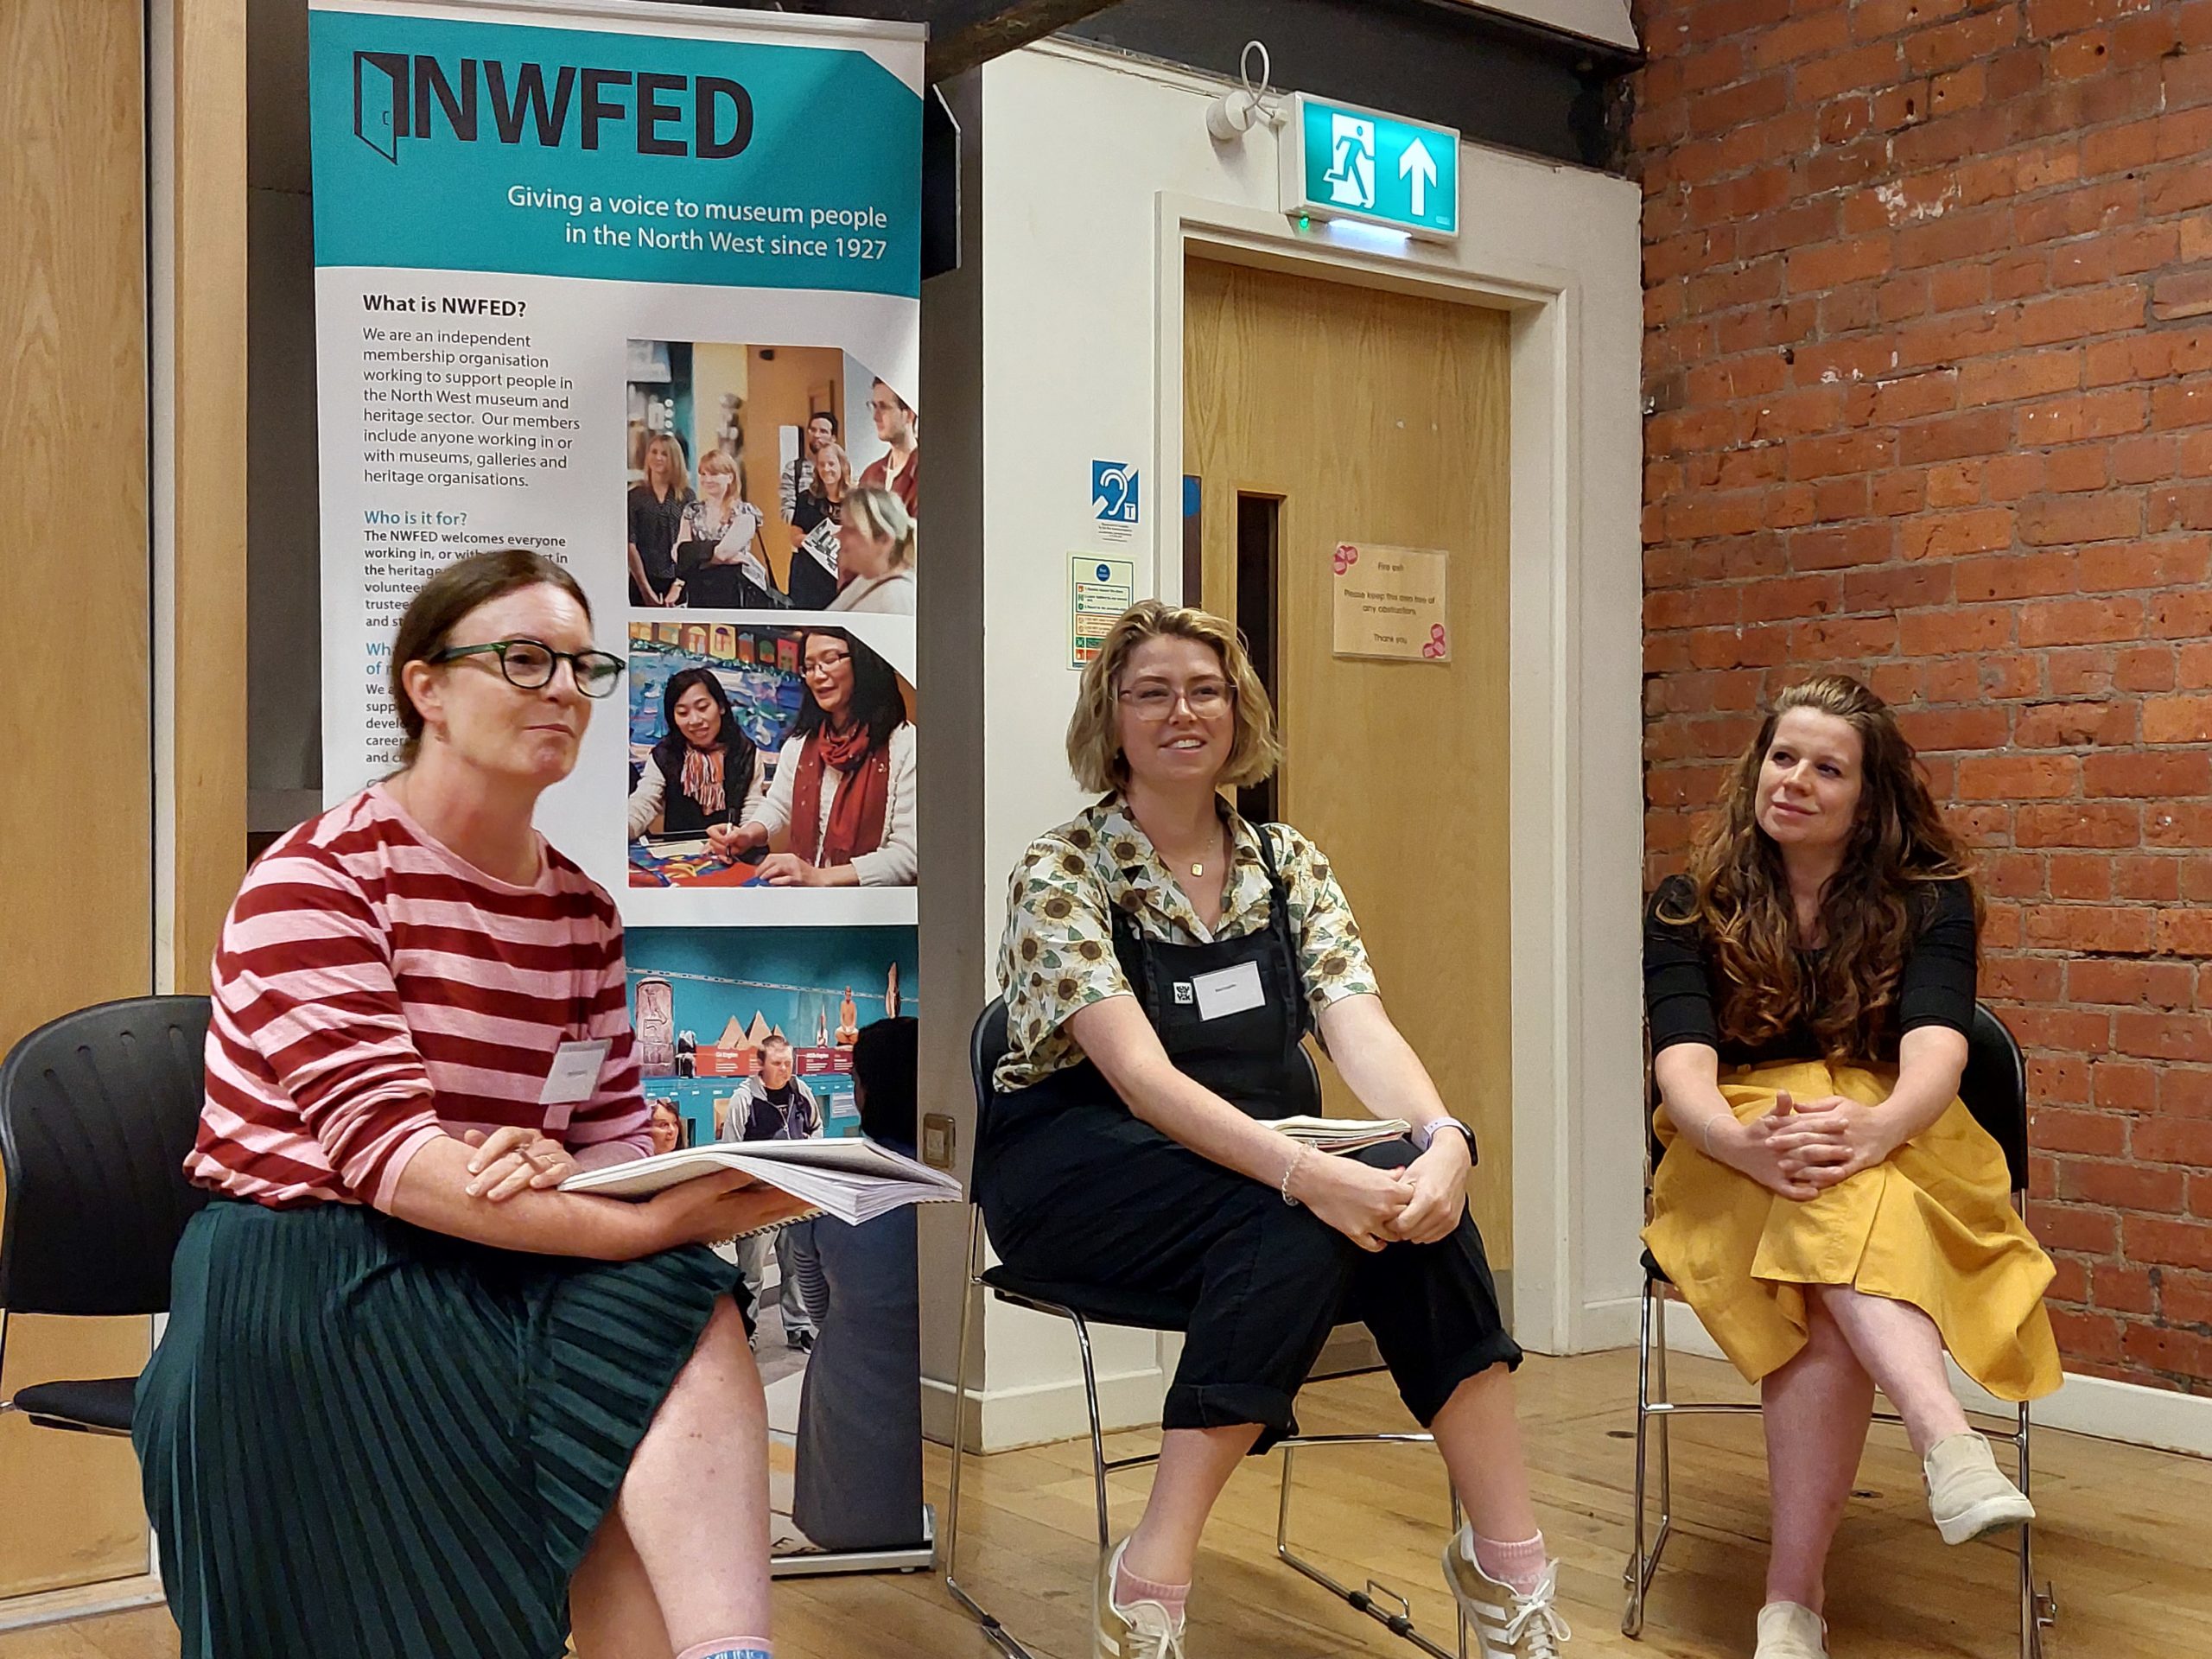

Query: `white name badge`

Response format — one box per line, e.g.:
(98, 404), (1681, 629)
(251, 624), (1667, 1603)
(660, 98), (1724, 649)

(1189, 960), (1266, 1022)
(539, 1038), (612, 1133)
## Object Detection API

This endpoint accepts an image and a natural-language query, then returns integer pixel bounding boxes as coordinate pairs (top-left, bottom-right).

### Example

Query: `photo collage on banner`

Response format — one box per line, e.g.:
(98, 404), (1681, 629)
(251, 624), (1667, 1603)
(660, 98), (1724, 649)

(308, 0), (927, 1564)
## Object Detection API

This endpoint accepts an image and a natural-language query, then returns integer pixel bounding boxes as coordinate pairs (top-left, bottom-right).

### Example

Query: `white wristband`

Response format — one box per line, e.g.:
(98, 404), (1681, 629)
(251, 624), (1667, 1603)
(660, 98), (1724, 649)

(1414, 1117), (1474, 1157)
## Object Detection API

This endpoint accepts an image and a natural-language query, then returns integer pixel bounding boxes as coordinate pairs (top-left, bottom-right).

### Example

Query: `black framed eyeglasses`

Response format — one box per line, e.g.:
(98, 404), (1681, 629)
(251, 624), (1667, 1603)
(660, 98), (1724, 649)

(431, 639), (625, 699)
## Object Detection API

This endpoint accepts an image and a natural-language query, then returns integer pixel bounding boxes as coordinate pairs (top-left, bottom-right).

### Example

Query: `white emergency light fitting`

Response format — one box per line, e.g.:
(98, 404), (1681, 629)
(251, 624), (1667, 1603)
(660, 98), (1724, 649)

(1206, 41), (1282, 143)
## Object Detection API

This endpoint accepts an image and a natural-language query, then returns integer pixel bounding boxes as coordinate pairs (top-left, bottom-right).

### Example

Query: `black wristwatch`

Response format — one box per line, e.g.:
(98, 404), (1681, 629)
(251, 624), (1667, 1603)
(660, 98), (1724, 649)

(1413, 1118), (1477, 1161)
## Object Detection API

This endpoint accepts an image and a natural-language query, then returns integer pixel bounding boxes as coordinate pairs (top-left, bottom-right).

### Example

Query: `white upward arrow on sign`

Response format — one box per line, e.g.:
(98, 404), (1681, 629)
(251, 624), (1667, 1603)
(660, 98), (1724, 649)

(1399, 137), (1438, 217)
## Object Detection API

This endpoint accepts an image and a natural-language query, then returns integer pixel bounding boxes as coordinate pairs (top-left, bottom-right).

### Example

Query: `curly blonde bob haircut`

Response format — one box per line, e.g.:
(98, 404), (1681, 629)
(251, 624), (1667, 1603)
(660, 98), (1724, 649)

(1065, 601), (1279, 793)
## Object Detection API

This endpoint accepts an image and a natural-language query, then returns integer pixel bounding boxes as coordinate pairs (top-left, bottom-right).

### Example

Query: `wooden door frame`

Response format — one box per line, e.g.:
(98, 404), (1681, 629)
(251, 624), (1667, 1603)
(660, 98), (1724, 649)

(1156, 192), (1640, 1357)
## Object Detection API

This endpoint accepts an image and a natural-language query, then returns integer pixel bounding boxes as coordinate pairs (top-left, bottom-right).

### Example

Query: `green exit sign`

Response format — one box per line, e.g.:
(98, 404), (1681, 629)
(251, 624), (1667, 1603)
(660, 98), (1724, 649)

(1281, 92), (1459, 243)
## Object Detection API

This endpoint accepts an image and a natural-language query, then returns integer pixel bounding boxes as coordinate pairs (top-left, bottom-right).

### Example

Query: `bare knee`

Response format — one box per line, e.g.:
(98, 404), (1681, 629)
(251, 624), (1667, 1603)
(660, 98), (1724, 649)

(1449, 1360), (1514, 1400)
(669, 1297), (760, 1408)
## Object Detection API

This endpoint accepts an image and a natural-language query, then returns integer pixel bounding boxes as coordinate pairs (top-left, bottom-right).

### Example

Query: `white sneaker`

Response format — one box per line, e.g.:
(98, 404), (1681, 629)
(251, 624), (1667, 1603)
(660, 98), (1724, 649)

(1440, 1529), (1572, 1657)
(1754, 1601), (1827, 1657)
(1095, 1538), (1186, 1659)
(1924, 1431), (2036, 1545)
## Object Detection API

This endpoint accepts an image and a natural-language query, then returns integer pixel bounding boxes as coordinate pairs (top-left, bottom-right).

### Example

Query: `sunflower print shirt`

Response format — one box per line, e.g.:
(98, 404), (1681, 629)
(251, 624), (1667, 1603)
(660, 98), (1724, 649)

(994, 796), (1379, 1092)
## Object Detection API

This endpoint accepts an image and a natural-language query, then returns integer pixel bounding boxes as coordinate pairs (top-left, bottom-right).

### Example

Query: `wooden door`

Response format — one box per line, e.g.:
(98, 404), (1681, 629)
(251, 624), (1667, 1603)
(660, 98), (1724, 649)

(0, 0), (156, 1599)
(1184, 258), (1514, 1258)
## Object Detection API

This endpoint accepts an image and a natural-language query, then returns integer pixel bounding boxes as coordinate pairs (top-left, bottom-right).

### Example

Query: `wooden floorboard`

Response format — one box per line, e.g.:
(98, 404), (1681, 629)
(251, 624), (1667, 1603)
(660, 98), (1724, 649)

(7, 1350), (2209, 1656)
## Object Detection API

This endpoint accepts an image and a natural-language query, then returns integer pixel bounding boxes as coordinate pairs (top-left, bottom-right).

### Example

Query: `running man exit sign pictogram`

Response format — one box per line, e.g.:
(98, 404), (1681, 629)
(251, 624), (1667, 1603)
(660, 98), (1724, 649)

(1281, 92), (1459, 243)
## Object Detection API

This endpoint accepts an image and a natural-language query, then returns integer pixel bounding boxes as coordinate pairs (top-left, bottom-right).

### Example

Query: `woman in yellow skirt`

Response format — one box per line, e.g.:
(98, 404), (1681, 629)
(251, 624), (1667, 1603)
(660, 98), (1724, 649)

(1643, 674), (2060, 1659)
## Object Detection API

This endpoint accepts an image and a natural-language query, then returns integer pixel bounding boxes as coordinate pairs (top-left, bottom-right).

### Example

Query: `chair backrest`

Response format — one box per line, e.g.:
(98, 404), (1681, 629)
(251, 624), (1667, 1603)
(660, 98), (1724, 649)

(1286, 1040), (1323, 1119)
(0, 996), (213, 1317)
(1958, 1001), (2030, 1196)
(969, 997), (1012, 1164)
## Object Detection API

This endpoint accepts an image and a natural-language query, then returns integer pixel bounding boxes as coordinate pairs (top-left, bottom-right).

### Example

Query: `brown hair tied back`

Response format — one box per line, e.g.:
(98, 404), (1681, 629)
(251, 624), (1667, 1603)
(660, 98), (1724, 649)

(1662, 673), (1982, 1061)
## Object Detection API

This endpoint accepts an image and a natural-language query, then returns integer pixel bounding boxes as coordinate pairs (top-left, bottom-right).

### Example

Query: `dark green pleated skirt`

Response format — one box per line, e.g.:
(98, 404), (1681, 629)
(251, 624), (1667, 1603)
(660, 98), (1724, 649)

(134, 1198), (745, 1659)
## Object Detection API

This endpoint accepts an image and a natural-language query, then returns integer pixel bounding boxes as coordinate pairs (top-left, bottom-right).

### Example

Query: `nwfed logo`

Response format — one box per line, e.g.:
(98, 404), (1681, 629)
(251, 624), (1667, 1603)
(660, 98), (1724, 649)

(353, 52), (754, 164)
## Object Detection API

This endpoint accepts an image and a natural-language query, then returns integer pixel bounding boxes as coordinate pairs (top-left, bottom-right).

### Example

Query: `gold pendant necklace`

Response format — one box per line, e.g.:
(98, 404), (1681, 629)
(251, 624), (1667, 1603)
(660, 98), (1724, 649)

(1190, 861), (1205, 878)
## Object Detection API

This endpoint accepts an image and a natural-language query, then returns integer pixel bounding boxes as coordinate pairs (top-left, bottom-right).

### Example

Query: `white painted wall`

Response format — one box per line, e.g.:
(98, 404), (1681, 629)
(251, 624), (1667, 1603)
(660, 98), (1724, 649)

(1471, 0), (1639, 50)
(949, 39), (1648, 1450)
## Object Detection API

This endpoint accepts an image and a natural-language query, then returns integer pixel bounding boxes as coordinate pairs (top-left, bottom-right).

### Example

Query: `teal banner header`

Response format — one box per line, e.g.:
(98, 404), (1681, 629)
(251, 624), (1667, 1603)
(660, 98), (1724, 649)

(309, 10), (921, 295)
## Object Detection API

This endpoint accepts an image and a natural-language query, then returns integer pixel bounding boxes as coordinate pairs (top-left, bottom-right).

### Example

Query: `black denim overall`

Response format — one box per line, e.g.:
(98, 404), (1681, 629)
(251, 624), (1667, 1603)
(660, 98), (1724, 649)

(976, 830), (1519, 1449)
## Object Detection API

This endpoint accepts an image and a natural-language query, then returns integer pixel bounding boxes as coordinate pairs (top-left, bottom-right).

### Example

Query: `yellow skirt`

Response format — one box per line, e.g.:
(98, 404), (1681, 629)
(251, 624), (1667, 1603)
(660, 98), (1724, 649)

(1642, 1058), (2062, 1402)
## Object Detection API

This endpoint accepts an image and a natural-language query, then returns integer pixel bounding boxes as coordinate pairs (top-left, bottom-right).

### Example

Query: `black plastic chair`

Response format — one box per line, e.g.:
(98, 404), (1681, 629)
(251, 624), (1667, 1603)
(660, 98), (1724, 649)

(944, 998), (1466, 1659)
(0, 996), (213, 1436)
(1622, 1002), (2056, 1658)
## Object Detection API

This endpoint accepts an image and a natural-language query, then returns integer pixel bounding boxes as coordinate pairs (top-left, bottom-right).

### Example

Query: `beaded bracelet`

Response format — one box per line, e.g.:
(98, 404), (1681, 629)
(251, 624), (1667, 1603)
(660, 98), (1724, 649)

(1280, 1144), (1310, 1207)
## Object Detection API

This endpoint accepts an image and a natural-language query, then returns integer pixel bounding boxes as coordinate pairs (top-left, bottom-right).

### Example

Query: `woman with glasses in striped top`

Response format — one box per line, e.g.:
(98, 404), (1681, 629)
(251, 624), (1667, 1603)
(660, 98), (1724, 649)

(135, 549), (807, 1659)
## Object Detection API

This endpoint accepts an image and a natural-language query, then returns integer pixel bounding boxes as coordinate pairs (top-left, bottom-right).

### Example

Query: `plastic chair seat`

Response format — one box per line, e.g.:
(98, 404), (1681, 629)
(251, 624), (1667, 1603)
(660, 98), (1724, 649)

(979, 1264), (1192, 1334)
(13, 1376), (136, 1433)
(0, 996), (213, 1450)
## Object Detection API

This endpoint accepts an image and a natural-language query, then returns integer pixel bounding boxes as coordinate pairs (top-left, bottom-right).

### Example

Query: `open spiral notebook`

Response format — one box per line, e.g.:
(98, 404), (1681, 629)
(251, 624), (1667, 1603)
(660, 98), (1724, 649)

(561, 1136), (965, 1239)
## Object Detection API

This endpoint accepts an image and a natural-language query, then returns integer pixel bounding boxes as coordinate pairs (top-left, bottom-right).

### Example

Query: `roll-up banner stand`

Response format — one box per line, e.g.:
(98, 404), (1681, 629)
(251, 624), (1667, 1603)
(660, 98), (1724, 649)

(309, 0), (932, 1575)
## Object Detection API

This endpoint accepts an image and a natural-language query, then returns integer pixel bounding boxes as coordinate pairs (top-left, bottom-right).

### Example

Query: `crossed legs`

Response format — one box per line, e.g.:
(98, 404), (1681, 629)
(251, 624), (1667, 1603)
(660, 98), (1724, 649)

(571, 1297), (774, 1657)
(1762, 1283), (1971, 1611)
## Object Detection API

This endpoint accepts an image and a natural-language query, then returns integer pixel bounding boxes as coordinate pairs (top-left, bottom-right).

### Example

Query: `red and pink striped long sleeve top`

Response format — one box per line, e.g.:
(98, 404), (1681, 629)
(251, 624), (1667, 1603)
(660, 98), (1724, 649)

(189, 785), (652, 1208)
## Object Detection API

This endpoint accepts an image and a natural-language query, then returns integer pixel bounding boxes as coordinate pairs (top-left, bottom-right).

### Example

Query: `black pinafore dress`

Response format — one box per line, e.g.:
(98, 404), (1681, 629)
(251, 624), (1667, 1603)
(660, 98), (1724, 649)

(976, 827), (1518, 1446)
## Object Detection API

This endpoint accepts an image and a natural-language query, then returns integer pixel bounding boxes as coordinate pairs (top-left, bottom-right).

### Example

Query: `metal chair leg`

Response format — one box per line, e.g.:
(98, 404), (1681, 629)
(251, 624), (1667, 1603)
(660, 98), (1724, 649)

(1622, 1279), (1652, 1637)
(1452, 1486), (1469, 1659)
(1071, 1312), (1113, 1551)
(1275, 1433), (1464, 1659)
(943, 1211), (1036, 1659)
(2014, 1399), (2056, 1659)
(1623, 1280), (1676, 1638)
(1654, 1289), (1673, 1528)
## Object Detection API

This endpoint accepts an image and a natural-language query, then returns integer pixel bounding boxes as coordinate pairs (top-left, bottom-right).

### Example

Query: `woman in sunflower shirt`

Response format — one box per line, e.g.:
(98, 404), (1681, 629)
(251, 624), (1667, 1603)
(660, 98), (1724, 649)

(977, 601), (1567, 1659)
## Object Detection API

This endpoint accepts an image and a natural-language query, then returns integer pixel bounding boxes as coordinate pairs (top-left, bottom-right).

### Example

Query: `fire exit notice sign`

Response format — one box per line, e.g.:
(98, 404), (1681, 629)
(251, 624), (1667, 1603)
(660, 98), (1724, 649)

(1281, 92), (1460, 243)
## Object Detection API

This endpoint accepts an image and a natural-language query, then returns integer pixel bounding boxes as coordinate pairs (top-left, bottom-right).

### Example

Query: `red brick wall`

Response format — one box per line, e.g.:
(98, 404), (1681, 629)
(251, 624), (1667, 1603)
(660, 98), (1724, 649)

(1634, 0), (2212, 1392)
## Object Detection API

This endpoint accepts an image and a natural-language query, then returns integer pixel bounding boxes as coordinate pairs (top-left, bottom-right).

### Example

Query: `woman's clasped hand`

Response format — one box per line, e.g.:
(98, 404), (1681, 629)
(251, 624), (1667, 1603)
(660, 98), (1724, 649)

(461, 1125), (579, 1200)
(459, 1124), (810, 1247)
(1287, 1134), (1472, 1250)
(1716, 1091), (1904, 1202)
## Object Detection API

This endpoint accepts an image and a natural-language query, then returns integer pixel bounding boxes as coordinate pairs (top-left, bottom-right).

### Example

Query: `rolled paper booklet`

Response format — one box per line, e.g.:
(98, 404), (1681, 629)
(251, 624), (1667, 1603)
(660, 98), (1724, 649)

(562, 1136), (963, 1225)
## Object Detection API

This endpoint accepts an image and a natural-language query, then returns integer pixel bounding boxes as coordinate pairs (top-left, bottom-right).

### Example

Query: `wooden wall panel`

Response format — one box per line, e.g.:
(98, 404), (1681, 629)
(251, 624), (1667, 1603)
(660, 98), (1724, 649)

(0, 0), (157, 1599)
(170, 0), (250, 991)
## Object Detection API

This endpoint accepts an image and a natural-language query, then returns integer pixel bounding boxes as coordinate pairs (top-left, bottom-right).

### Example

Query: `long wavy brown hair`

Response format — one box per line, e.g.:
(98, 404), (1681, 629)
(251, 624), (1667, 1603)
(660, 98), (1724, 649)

(1662, 674), (1980, 1059)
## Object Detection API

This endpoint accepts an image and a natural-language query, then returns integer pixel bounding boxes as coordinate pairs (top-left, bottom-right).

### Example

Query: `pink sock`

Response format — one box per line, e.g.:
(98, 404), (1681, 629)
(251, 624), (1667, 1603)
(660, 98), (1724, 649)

(1113, 1556), (1192, 1626)
(1469, 1529), (1548, 1597)
(676, 1643), (772, 1659)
